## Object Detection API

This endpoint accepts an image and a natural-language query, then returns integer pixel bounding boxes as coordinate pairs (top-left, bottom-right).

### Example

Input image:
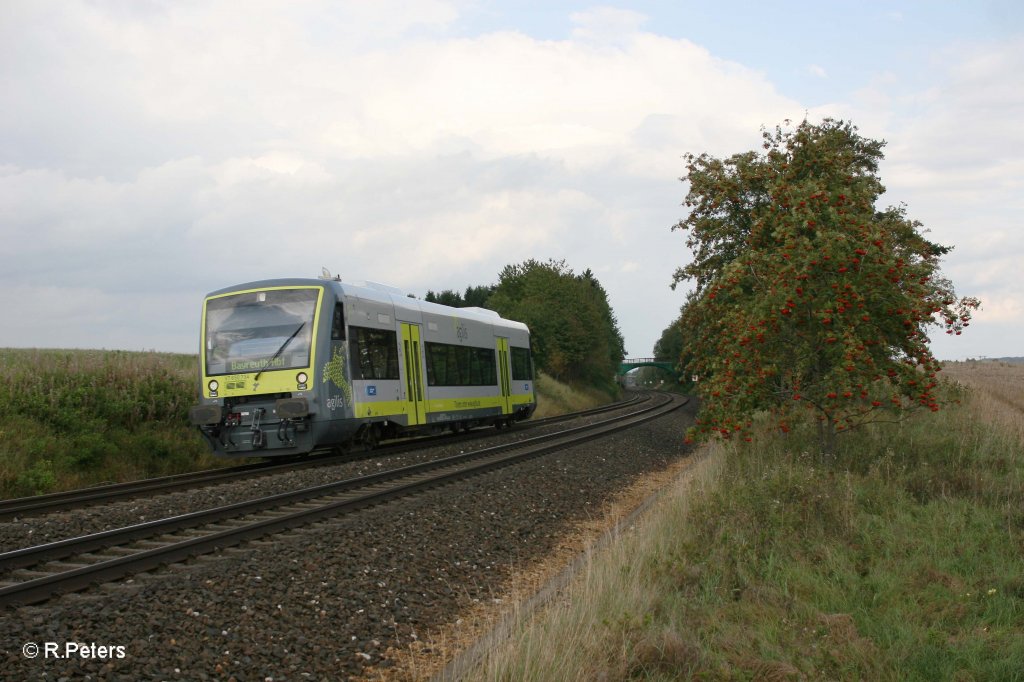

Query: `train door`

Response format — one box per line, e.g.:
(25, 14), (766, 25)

(496, 337), (512, 415)
(400, 323), (427, 425)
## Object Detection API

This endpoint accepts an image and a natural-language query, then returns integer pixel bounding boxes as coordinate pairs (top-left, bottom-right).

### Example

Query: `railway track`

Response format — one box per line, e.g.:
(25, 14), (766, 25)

(0, 393), (647, 521)
(0, 392), (683, 607)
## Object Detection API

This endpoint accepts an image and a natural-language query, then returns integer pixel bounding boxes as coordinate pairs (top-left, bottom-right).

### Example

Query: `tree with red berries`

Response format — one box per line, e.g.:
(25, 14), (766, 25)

(672, 119), (979, 456)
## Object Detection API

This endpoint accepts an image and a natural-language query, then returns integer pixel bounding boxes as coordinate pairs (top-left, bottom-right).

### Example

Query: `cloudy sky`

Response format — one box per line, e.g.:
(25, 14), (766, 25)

(2, 1), (1021, 360)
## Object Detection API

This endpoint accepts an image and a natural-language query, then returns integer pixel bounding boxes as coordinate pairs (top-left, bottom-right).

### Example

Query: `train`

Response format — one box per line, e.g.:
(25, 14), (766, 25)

(188, 277), (536, 457)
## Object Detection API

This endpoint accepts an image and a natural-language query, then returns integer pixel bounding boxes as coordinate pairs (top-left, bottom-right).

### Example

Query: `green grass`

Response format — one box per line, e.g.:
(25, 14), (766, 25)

(0, 350), (607, 499)
(0, 348), (224, 498)
(474, 381), (1024, 680)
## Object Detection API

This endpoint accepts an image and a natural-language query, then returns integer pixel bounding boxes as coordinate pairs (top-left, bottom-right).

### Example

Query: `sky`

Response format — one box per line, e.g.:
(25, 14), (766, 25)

(1, 0), (1021, 360)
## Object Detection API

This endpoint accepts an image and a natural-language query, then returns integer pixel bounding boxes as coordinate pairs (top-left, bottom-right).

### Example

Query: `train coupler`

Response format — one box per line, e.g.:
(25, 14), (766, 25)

(250, 408), (267, 449)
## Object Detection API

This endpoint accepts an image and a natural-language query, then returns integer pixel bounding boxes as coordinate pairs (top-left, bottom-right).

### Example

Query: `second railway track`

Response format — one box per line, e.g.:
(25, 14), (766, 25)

(0, 392), (683, 607)
(0, 392), (647, 521)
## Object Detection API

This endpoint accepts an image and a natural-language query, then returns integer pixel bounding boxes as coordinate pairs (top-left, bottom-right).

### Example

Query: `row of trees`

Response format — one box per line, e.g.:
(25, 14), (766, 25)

(427, 259), (625, 392)
(667, 118), (978, 454)
(424, 285), (495, 309)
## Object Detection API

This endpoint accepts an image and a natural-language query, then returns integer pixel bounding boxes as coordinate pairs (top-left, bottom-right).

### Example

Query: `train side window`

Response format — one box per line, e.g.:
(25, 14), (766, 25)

(349, 326), (399, 380)
(424, 342), (497, 386)
(331, 303), (346, 341)
(511, 347), (532, 381)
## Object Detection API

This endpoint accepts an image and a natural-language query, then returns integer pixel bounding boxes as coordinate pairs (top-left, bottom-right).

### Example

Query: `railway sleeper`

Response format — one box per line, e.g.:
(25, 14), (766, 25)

(76, 552), (120, 562)
(149, 532), (209, 542)
(206, 519), (253, 529)
(285, 502), (326, 511)
(132, 539), (178, 549)
(253, 510), (292, 519)
(43, 561), (93, 571)
(9, 569), (56, 580)
(180, 524), (235, 534)
(95, 547), (140, 557)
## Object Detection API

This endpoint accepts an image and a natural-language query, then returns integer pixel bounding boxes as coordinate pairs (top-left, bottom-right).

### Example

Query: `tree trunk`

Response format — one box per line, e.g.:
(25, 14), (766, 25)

(816, 418), (837, 463)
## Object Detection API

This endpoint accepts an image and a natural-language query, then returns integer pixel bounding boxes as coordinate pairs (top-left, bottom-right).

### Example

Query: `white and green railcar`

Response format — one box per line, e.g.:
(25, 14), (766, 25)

(189, 278), (536, 457)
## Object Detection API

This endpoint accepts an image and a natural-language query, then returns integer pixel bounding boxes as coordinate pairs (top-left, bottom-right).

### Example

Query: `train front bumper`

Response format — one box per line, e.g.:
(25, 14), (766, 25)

(189, 398), (313, 456)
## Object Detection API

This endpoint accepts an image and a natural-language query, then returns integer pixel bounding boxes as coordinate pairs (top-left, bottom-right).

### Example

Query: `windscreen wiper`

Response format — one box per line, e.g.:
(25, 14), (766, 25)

(253, 322), (305, 383)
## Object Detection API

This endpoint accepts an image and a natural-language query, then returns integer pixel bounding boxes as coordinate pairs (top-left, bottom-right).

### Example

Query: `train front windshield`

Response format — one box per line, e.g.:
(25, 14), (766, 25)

(204, 288), (319, 376)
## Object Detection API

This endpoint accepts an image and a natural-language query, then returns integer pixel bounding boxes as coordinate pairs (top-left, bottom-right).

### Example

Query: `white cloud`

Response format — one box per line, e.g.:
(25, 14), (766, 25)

(858, 39), (1024, 359)
(0, 1), (1020, 362)
(569, 6), (648, 45)
(973, 293), (1023, 323)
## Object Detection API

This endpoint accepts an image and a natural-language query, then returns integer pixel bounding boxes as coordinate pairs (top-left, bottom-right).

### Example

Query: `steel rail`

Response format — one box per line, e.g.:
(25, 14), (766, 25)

(0, 393), (682, 607)
(0, 393), (647, 520)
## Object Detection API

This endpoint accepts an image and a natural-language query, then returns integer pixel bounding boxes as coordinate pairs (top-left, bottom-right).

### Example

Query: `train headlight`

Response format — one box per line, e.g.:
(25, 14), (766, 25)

(208, 380), (219, 393)
(296, 372), (308, 384)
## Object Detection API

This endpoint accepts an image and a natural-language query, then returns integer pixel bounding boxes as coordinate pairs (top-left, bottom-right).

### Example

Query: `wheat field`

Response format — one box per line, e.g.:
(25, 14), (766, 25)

(942, 360), (1024, 442)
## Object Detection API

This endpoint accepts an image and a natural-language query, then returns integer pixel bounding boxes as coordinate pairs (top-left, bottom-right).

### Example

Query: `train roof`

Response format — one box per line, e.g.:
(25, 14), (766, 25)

(204, 277), (529, 334)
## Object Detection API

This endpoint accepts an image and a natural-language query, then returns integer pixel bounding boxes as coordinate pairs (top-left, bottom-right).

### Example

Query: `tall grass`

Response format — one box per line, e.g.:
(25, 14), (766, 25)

(0, 352), (610, 499)
(0, 349), (223, 498)
(532, 371), (619, 419)
(471, 370), (1024, 680)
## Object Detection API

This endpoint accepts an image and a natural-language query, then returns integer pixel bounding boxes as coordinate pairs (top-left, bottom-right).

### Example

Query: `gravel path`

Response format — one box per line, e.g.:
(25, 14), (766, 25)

(1, 399), (696, 680)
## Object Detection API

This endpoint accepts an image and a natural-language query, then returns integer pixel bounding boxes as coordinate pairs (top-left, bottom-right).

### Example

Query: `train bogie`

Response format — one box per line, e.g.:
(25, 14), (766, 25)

(189, 278), (536, 457)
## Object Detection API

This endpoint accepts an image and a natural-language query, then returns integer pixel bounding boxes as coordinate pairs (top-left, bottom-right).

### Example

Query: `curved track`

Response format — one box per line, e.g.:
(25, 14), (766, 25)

(0, 392), (683, 607)
(0, 393), (646, 520)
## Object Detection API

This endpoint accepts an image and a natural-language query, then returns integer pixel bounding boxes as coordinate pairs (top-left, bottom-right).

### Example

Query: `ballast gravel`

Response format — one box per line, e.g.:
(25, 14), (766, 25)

(1, 400), (696, 681)
(0, 405), (642, 554)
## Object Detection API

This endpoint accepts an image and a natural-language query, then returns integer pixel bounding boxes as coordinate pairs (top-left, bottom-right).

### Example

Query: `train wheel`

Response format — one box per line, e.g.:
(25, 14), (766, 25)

(363, 423), (381, 449)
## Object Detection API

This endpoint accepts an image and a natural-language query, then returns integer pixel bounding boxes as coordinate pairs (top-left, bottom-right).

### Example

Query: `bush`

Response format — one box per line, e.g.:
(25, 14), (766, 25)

(14, 459), (57, 497)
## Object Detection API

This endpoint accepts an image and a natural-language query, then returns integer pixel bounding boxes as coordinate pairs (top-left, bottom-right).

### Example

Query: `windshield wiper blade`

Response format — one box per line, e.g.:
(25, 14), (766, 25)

(253, 322), (305, 383)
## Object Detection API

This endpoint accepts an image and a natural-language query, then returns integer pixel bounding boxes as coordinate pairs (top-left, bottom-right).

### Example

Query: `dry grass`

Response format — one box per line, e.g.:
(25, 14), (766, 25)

(942, 360), (1024, 441)
(431, 449), (724, 682)
(531, 371), (618, 419)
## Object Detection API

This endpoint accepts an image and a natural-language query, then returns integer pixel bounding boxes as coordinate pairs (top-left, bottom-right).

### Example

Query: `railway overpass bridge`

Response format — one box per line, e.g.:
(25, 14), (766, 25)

(617, 358), (677, 376)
